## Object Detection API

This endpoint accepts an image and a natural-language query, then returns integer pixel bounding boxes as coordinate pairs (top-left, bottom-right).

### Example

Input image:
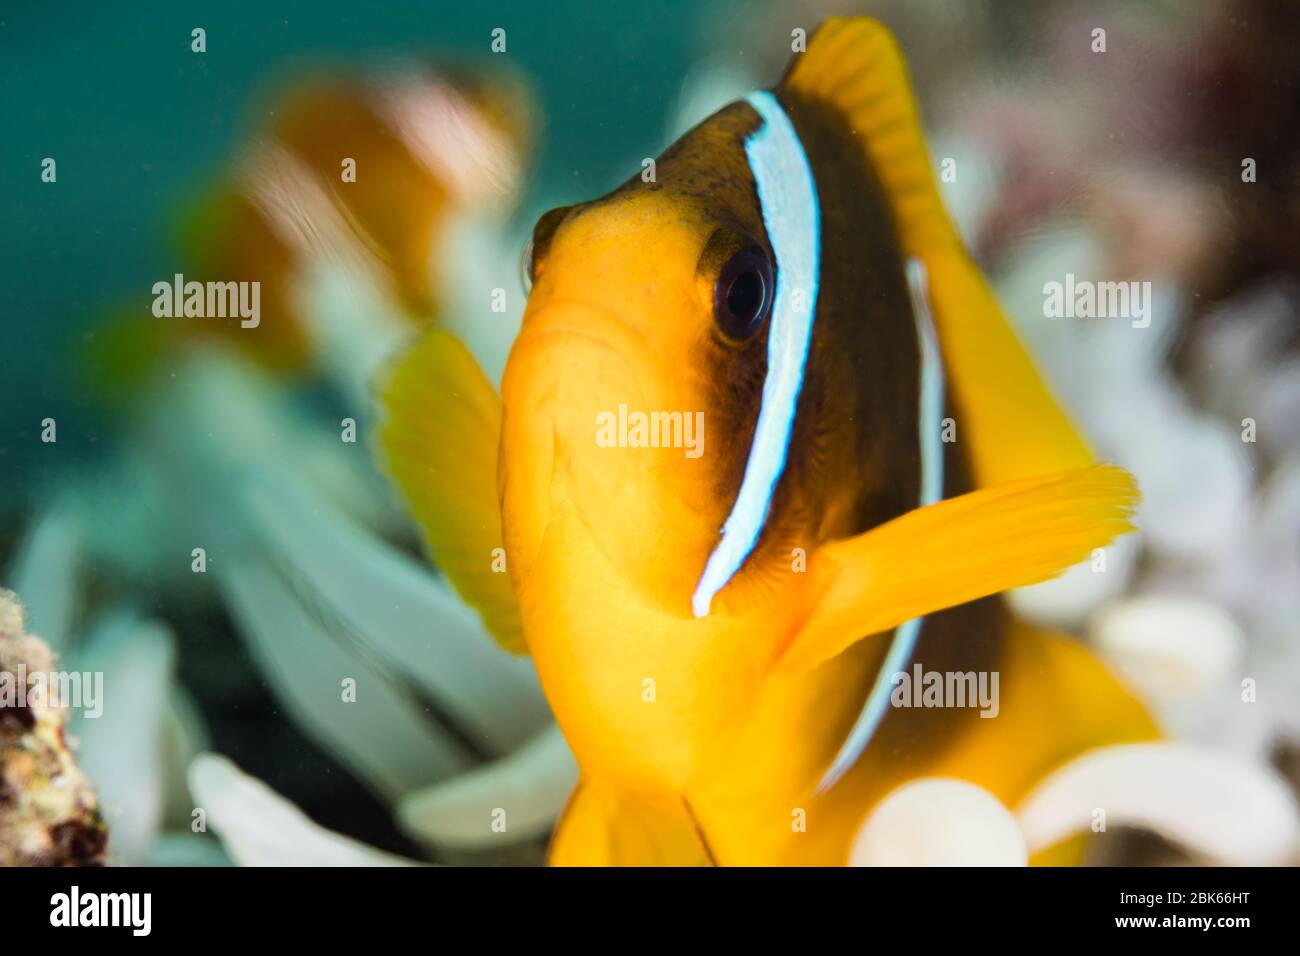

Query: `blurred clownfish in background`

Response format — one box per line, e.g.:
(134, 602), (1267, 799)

(379, 17), (1156, 865)
(86, 64), (532, 398)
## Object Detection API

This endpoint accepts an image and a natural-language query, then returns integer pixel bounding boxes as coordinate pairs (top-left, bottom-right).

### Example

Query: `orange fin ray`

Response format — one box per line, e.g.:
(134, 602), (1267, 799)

(779, 465), (1139, 673)
(376, 328), (527, 654)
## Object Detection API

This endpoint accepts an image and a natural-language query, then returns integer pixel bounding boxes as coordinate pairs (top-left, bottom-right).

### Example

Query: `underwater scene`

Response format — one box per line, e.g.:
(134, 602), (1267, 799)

(1, 0), (1298, 876)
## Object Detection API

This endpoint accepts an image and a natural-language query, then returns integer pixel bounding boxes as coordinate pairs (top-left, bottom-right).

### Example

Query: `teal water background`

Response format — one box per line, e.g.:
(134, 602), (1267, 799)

(0, 0), (719, 490)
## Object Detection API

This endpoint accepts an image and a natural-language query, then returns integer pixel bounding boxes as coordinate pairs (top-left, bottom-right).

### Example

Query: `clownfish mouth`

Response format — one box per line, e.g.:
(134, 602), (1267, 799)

(501, 302), (655, 570)
(507, 299), (661, 479)
(501, 299), (718, 609)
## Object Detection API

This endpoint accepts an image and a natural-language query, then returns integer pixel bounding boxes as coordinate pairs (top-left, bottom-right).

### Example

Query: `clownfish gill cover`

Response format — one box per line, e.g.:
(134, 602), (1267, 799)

(2, 0), (1298, 926)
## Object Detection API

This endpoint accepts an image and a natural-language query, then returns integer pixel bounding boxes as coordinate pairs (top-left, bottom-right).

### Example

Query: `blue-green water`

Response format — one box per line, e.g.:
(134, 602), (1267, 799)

(0, 0), (721, 489)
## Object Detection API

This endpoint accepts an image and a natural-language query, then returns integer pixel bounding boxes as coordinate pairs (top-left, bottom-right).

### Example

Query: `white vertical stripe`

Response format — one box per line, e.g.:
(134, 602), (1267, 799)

(817, 258), (946, 792)
(692, 91), (822, 618)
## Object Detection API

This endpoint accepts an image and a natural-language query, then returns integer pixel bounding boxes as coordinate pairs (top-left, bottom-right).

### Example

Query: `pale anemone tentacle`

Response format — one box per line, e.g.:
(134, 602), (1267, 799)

(235, 468), (550, 755)
(4, 500), (82, 654)
(72, 610), (177, 865)
(216, 552), (476, 799)
(396, 724), (578, 850)
(189, 754), (422, 867)
(1015, 742), (1300, 866)
(851, 778), (1028, 866)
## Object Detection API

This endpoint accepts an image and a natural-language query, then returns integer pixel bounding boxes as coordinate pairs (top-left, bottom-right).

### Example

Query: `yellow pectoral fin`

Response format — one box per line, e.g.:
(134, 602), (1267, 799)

(778, 465), (1139, 673)
(376, 328), (526, 654)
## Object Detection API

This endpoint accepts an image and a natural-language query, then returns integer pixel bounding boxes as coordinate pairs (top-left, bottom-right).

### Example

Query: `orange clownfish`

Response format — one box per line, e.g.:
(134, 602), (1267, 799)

(379, 17), (1155, 865)
(87, 65), (532, 395)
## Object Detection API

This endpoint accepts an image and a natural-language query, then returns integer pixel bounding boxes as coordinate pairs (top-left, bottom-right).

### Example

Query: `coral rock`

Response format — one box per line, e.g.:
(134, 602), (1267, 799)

(0, 590), (106, 866)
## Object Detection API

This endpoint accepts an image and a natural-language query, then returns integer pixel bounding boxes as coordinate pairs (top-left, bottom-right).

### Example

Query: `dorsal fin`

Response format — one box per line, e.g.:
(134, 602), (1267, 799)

(782, 17), (1095, 485)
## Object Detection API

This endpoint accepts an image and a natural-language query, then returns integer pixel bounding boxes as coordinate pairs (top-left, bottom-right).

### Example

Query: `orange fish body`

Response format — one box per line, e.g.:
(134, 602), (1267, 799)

(380, 18), (1156, 866)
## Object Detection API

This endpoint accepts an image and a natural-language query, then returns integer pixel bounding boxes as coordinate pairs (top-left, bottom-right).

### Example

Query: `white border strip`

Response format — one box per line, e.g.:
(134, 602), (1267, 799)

(818, 258), (946, 791)
(692, 91), (822, 618)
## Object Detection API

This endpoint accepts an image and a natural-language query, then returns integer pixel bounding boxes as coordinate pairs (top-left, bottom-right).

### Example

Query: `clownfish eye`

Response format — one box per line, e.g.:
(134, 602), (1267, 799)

(713, 247), (773, 343)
